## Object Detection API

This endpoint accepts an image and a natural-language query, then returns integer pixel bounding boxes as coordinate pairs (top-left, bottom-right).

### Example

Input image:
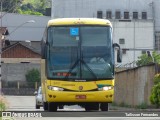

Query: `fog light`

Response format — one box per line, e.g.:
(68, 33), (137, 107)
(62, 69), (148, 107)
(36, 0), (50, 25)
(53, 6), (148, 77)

(49, 95), (52, 98)
(106, 95), (109, 98)
(53, 95), (56, 98)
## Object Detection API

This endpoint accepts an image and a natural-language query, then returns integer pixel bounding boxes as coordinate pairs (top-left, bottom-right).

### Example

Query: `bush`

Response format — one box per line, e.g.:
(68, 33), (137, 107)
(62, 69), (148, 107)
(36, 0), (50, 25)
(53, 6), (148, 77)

(154, 74), (160, 85)
(0, 96), (7, 111)
(25, 68), (40, 87)
(0, 102), (6, 112)
(136, 102), (147, 109)
(150, 83), (160, 108)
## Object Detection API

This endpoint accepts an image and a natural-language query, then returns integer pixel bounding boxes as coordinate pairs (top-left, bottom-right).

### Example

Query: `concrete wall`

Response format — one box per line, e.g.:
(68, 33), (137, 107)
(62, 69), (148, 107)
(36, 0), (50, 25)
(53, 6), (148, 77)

(114, 64), (155, 106)
(2, 63), (40, 82)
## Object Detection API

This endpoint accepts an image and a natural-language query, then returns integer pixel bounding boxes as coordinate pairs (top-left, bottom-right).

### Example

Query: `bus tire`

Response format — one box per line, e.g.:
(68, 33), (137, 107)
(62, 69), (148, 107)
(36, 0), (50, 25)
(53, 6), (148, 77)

(85, 103), (99, 111)
(43, 102), (48, 111)
(48, 102), (57, 112)
(36, 104), (40, 109)
(100, 103), (109, 111)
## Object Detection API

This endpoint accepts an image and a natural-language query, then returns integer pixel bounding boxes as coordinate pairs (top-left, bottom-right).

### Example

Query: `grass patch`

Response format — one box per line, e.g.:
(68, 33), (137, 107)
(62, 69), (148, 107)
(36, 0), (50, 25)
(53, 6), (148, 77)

(111, 102), (148, 110)
(136, 102), (148, 109)
(111, 102), (133, 109)
(0, 96), (7, 112)
(119, 102), (132, 108)
(111, 102), (118, 106)
(0, 102), (6, 111)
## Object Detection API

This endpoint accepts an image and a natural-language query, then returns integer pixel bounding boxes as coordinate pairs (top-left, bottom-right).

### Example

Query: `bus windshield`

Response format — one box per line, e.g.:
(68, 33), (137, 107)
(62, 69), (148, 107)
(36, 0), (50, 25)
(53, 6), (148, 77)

(47, 26), (114, 81)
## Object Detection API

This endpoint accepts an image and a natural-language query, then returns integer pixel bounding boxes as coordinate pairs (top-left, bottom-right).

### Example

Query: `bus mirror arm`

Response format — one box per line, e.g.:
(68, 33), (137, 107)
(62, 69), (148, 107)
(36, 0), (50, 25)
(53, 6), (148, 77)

(113, 43), (122, 63)
(46, 41), (49, 46)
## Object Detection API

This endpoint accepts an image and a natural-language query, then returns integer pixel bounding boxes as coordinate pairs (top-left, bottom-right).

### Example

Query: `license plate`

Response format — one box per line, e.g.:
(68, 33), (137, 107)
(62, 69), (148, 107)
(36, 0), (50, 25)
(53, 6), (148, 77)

(75, 95), (86, 99)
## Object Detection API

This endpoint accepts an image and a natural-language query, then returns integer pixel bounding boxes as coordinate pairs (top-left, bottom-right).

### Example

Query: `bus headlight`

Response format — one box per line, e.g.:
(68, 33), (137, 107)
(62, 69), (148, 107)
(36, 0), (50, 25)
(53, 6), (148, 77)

(98, 86), (113, 91)
(48, 86), (64, 91)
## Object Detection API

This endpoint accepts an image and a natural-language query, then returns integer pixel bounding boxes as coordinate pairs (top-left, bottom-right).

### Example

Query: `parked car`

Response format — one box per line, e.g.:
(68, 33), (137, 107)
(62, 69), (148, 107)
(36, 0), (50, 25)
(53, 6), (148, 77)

(34, 86), (43, 109)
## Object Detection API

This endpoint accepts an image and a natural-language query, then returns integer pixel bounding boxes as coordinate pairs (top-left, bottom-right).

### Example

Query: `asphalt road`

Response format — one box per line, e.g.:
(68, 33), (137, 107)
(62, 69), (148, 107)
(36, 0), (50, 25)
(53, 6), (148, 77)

(2, 96), (160, 120)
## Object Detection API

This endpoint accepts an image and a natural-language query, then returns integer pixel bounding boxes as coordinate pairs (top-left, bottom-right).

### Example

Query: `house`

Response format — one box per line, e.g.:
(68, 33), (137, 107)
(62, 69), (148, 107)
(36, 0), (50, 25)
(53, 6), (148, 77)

(0, 13), (51, 63)
(2, 42), (41, 63)
(1, 42), (41, 86)
(0, 14), (50, 91)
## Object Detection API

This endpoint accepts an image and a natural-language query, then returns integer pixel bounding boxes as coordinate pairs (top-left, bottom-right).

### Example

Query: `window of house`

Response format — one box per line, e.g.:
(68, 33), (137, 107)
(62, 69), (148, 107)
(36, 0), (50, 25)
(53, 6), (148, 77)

(133, 12), (138, 19)
(124, 12), (129, 19)
(142, 12), (147, 19)
(106, 11), (112, 19)
(119, 39), (125, 44)
(97, 11), (103, 18)
(115, 11), (121, 19)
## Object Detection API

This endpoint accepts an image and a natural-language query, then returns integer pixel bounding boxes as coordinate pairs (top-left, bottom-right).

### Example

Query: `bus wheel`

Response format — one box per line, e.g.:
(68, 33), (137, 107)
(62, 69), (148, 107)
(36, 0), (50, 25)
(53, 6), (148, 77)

(43, 102), (48, 111)
(100, 103), (109, 111)
(85, 103), (99, 111)
(85, 105), (91, 111)
(36, 104), (40, 109)
(48, 102), (57, 112)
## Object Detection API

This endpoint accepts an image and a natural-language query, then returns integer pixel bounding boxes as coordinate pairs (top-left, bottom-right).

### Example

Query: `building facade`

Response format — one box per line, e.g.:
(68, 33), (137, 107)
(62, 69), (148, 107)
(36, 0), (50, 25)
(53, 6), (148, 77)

(51, 0), (158, 66)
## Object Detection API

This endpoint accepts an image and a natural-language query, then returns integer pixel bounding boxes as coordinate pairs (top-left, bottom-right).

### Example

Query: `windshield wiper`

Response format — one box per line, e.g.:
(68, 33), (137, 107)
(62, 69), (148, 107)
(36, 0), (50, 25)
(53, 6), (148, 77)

(65, 57), (98, 80)
(80, 59), (98, 79)
(65, 59), (80, 79)
(65, 59), (98, 79)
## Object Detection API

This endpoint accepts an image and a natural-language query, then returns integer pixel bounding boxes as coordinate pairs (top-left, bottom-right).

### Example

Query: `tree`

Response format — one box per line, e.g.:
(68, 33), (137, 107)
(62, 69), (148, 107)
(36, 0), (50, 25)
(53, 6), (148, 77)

(17, 9), (43, 16)
(1, 0), (23, 13)
(136, 51), (160, 66)
(1, 0), (50, 15)
(20, 0), (50, 15)
(154, 74), (160, 85)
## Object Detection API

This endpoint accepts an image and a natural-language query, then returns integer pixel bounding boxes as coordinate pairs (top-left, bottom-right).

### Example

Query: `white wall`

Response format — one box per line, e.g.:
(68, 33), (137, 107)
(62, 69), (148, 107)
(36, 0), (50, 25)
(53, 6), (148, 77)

(154, 0), (160, 31)
(52, 0), (153, 19)
(113, 20), (154, 65)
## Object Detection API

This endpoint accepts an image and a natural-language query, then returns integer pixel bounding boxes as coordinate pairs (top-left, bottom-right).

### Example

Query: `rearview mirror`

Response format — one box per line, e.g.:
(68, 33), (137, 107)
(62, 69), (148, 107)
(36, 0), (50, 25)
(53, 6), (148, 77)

(117, 49), (122, 63)
(41, 40), (47, 59)
(113, 43), (122, 63)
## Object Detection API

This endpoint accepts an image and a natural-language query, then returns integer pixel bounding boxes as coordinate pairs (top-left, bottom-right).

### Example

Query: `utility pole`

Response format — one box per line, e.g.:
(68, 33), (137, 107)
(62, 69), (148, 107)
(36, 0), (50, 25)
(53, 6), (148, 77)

(0, 0), (2, 95)
(133, 19), (136, 67)
(149, 2), (156, 50)
(1, 0), (2, 27)
(0, 32), (2, 95)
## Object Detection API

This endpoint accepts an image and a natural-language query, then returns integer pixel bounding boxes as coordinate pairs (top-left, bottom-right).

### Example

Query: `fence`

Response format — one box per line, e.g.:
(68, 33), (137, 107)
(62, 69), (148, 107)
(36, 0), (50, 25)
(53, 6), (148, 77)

(2, 81), (41, 95)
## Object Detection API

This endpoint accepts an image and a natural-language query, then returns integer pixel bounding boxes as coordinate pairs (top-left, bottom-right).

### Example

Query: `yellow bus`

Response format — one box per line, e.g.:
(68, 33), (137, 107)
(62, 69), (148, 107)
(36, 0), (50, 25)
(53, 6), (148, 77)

(41, 18), (122, 111)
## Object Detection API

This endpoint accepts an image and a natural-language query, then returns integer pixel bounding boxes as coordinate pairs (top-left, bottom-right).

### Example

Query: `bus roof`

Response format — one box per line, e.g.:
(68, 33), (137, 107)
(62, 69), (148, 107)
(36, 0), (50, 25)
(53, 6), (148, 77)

(47, 18), (112, 27)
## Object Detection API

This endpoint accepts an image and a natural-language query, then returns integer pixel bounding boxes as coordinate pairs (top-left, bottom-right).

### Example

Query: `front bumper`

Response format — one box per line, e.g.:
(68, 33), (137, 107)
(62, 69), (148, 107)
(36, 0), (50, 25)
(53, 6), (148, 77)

(46, 90), (114, 103)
